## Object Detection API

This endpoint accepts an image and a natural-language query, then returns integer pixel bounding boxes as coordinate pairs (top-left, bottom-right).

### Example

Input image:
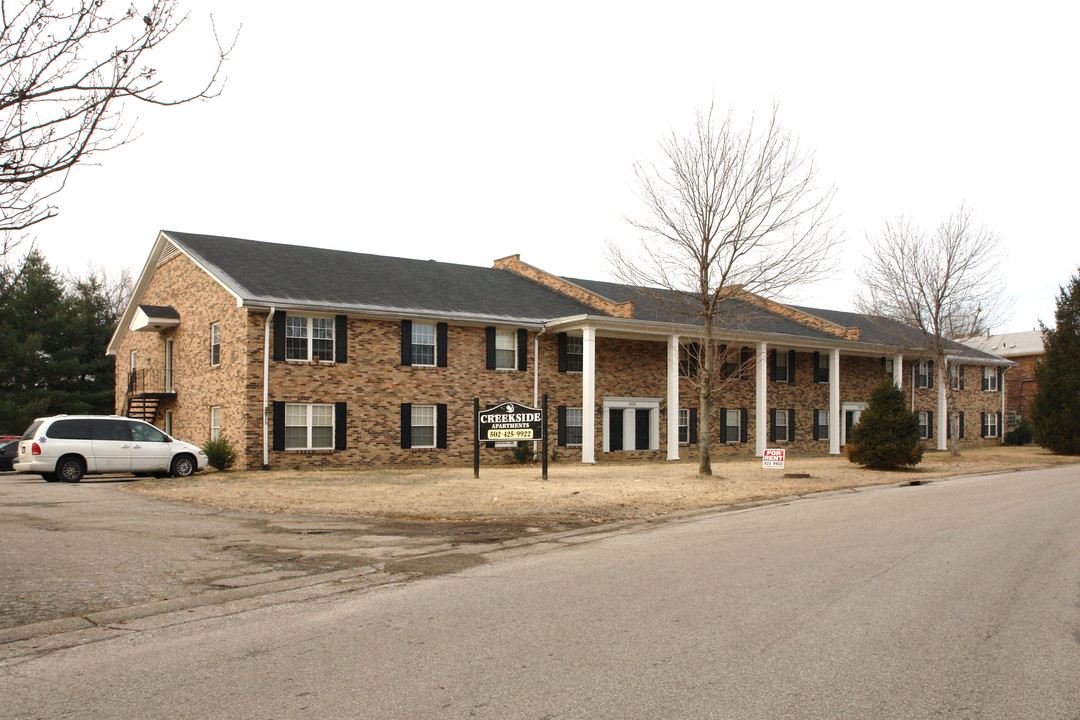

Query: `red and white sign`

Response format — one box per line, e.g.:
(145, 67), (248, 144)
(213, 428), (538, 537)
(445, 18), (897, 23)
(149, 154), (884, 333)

(762, 448), (785, 469)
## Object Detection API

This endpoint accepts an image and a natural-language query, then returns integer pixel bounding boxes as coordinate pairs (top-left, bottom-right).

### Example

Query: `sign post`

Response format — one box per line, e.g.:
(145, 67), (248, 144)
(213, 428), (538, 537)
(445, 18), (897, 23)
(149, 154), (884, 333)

(473, 397), (480, 479)
(541, 393), (548, 480)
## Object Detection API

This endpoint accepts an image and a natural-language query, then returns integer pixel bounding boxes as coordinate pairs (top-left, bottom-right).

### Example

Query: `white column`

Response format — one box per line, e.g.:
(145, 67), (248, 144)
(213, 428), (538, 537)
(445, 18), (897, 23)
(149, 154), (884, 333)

(937, 361), (948, 450)
(581, 325), (596, 463)
(755, 341), (767, 457)
(666, 335), (680, 460)
(829, 348), (841, 455)
(893, 353), (903, 388)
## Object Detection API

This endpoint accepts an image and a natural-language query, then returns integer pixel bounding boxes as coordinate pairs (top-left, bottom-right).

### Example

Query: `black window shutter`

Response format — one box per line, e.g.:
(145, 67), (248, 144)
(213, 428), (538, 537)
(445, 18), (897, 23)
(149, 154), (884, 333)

(740, 408), (748, 444)
(272, 401), (285, 451)
(690, 408), (698, 444)
(485, 326), (496, 370)
(335, 402), (347, 450)
(997, 368), (1004, 390)
(400, 403), (412, 448)
(768, 349), (776, 382)
(813, 410), (820, 441)
(813, 352), (821, 383)
(982, 368), (988, 391)
(609, 409), (623, 451)
(273, 312), (286, 362)
(335, 315), (348, 363)
(789, 409), (796, 441)
(436, 323), (448, 367)
(400, 320), (412, 366)
(635, 409), (650, 450)
(769, 409), (777, 442)
(718, 408), (728, 443)
(557, 405), (567, 446)
(437, 404), (448, 448)
(997, 411), (1002, 437)
(947, 414), (952, 440)
(928, 360), (935, 388)
(517, 329), (528, 371)
(959, 365), (966, 390)
(557, 333), (568, 373)
(928, 411), (934, 439)
(880, 356), (886, 372)
(959, 412), (965, 439)
(788, 350), (796, 383)
(981, 412), (987, 438)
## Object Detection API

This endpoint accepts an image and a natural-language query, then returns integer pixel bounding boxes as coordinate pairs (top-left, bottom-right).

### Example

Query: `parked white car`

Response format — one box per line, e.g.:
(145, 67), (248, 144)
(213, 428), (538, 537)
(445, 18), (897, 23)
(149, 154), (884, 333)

(14, 415), (208, 482)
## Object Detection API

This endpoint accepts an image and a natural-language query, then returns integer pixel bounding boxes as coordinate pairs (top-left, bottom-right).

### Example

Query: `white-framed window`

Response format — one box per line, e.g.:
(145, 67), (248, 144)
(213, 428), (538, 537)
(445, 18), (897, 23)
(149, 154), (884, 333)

(210, 323), (220, 366)
(495, 329), (516, 370)
(816, 410), (829, 440)
(285, 403), (334, 450)
(565, 407), (583, 445)
(950, 364), (961, 390)
(286, 316), (335, 362)
(982, 412), (999, 438)
(774, 410), (789, 442)
(678, 408), (689, 444)
(411, 404), (436, 448)
(984, 366), (998, 392)
(774, 351), (790, 382)
(411, 323), (436, 366)
(915, 360), (931, 388)
(724, 409), (740, 443)
(918, 411), (929, 439)
(210, 406), (221, 441)
(565, 336), (583, 373)
(884, 357), (894, 376)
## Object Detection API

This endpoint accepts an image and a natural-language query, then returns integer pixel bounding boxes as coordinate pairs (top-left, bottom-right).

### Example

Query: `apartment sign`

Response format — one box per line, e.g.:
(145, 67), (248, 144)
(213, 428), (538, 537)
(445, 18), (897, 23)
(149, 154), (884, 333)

(478, 402), (544, 441)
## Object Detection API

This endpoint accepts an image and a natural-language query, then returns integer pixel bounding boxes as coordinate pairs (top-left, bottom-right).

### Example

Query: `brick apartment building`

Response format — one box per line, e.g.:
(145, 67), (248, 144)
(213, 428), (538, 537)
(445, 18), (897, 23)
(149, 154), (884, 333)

(107, 232), (1013, 470)
(963, 330), (1044, 429)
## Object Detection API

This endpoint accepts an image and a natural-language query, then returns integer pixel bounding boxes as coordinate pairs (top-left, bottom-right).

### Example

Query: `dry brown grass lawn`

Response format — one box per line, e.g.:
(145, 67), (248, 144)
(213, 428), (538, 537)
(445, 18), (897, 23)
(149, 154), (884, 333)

(123, 446), (1080, 525)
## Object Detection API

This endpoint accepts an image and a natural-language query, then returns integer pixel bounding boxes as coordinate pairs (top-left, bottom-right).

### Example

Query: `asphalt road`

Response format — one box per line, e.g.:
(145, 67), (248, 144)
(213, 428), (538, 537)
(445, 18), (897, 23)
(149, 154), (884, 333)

(2, 465), (1079, 719)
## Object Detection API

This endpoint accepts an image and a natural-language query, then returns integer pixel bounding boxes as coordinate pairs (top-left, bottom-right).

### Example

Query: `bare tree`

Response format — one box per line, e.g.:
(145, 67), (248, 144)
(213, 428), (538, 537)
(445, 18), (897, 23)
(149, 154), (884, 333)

(0, 0), (235, 253)
(609, 104), (838, 475)
(856, 204), (1009, 455)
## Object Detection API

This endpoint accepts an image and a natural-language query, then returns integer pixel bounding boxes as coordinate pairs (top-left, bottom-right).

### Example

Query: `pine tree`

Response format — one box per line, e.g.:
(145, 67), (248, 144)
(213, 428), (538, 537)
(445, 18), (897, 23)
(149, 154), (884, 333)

(848, 378), (924, 470)
(1030, 271), (1080, 454)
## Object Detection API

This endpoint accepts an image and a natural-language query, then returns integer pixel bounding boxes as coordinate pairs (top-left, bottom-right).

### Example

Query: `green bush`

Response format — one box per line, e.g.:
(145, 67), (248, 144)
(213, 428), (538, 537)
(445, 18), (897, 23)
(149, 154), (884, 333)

(512, 442), (534, 464)
(1004, 418), (1033, 446)
(203, 434), (237, 471)
(847, 378), (924, 470)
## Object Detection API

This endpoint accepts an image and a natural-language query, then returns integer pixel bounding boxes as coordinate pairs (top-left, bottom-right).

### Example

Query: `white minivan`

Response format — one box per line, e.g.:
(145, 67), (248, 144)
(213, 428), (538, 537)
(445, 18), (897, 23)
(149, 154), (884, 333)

(14, 415), (208, 482)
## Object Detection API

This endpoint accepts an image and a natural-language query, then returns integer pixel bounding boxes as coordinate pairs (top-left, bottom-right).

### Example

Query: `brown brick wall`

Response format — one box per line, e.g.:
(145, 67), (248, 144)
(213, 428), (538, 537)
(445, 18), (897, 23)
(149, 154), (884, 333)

(114, 253), (250, 461)
(1004, 354), (1039, 421)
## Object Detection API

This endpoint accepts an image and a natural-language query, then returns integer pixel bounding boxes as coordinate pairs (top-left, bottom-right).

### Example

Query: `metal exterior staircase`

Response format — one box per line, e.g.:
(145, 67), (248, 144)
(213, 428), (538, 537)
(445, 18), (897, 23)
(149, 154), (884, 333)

(124, 369), (175, 424)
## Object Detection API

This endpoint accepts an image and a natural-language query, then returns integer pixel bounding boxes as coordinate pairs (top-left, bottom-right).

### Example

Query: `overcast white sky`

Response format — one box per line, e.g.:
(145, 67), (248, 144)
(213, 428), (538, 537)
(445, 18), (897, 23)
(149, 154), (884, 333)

(26, 0), (1079, 332)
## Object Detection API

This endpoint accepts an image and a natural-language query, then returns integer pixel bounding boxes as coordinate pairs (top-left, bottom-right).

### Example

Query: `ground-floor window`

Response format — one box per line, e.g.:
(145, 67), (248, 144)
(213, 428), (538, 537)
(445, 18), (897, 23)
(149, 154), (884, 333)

(723, 409), (741, 443)
(770, 408), (793, 443)
(918, 410), (935, 440)
(678, 408), (689, 444)
(814, 409), (828, 440)
(411, 405), (436, 448)
(210, 406), (221, 441)
(286, 403), (334, 450)
(565, 407), (583, 446)
(982, 412), (999, 438)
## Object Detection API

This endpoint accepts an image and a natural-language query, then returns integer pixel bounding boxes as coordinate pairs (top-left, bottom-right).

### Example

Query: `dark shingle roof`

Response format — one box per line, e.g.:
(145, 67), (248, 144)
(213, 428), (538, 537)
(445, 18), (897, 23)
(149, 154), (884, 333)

(138, 304), (179, 319)
(165, 232), (597, 323)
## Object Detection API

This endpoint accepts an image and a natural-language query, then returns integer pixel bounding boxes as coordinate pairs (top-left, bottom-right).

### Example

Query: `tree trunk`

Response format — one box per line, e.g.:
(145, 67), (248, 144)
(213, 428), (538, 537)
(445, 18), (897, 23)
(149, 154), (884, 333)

(698, 323), (714, 476)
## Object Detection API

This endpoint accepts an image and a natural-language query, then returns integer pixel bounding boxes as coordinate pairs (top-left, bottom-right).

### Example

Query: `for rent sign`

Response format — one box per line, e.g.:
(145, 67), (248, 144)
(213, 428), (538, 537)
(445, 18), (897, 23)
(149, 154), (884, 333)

(762, 448), (785, 469)
(477, 402), (544, 442)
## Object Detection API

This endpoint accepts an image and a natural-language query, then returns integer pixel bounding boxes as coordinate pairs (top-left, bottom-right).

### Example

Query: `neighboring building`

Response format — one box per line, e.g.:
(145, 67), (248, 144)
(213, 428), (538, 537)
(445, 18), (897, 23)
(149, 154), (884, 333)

(962, 330), (1044, 429)
(107, 232), (1013, 470)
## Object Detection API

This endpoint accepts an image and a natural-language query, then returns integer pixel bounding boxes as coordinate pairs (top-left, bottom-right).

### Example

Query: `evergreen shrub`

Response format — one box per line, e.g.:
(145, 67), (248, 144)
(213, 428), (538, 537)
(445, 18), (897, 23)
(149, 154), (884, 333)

(847, 378), (924, 470)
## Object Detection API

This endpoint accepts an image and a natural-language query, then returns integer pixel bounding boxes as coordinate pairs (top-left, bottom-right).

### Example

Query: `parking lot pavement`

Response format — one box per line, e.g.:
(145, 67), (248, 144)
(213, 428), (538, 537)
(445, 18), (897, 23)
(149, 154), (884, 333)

(0, 472), (559, 642)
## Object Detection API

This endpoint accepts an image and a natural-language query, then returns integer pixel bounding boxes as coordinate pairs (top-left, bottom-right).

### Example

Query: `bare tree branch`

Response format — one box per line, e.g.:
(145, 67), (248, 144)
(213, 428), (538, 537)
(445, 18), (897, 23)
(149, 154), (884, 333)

(0, 0), (238, 246)
(608, 103), (839, 475)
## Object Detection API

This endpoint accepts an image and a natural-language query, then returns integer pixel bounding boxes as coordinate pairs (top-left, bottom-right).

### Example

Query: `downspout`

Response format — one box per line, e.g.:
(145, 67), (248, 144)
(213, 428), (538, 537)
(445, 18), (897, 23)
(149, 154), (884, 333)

(534, 326), (547, 458)
(1018, 378), (1036, 416)
(263, 307), (276, 470)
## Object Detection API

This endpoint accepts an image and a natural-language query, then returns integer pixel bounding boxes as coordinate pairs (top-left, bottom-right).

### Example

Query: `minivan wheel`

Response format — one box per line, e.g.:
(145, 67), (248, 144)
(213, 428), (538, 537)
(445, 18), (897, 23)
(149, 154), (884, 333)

(57, 456), (85, 483)
(171, 454), (196, 478)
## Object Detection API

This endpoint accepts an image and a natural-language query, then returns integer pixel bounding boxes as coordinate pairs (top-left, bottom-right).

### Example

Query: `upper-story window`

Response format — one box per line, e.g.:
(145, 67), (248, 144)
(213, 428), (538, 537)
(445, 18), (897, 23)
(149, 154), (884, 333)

(774, 350), (790, 382)
(412, 323), (436, 366)
(915, 359), (933, 389)
(814, 352), (829, 383)
(884, 357), (894, 376)
(983, 366), (998, 392)
(565, 336), (583, 373)
(951, 364), (966, 391)
(495, 329), (516, 370)
(286, 315), (335, 362)
(210, 323), (220, 366)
